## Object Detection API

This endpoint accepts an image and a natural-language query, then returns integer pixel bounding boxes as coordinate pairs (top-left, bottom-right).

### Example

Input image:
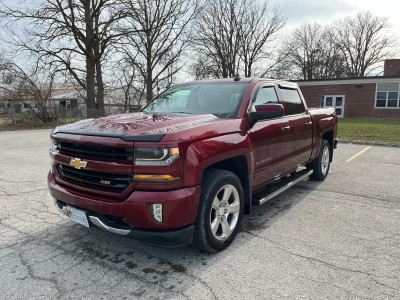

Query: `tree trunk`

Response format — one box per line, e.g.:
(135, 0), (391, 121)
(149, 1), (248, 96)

(86, 59), (97, 117)
(146, 72), (153, 103)
(146, 47), (153, 103)
(94, 40), (105, 116)
(84, 1), (97, 118)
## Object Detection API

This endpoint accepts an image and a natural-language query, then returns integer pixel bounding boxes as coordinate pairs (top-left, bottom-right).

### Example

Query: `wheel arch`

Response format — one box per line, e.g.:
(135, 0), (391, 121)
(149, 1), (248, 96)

(203, 156), (252, 215)
(322, 130), (334, 162)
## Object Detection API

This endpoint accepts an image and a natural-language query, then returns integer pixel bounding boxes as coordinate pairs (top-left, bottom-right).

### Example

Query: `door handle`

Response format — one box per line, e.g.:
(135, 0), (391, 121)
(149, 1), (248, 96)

(281, 125), (290, 132)
(306, 121), (312, 126)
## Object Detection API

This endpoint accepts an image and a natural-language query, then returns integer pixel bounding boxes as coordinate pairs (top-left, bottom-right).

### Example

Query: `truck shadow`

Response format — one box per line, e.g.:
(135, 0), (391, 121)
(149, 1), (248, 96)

(3, 179), (323, 298)
(241, 179), (323, 234)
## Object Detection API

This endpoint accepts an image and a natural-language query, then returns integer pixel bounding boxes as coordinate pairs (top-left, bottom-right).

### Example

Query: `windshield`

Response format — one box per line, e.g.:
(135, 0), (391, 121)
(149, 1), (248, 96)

(142, 83), (249, 119)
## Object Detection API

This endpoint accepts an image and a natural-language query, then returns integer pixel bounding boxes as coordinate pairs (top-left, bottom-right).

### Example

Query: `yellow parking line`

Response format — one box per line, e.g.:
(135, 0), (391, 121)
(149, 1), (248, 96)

(346, 146), (372, 162)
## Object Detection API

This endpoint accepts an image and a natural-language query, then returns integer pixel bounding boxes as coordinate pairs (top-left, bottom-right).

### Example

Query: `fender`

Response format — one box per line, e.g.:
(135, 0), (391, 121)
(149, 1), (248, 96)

(184, 132), (254, 214)
(183, 132), (253, 187)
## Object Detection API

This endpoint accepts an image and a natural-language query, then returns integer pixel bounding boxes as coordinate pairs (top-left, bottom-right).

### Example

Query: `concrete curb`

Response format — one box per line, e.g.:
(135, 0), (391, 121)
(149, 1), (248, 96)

(338, 139), (400, 148)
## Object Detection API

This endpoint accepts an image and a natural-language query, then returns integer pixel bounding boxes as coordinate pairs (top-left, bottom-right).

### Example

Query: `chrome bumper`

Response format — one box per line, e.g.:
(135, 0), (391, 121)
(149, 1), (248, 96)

(53, 199), (131, 236)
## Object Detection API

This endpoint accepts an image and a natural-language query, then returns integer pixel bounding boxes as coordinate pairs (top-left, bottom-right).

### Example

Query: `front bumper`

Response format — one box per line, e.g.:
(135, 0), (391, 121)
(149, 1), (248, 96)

(48, 170), (201, 247)
(54, 200), (194, 247)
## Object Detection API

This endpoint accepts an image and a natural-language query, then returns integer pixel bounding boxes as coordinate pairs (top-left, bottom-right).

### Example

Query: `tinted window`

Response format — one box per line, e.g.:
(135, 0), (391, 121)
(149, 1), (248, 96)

(279, 88), (305, 115)
(143, 83), (248, 119)
(254, 86), (279, 108)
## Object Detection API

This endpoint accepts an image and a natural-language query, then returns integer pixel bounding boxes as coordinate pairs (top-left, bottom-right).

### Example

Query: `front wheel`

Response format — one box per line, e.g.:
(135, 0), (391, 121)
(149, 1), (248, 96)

(194, 169), (244, 253)
(309, 139), (331, 181)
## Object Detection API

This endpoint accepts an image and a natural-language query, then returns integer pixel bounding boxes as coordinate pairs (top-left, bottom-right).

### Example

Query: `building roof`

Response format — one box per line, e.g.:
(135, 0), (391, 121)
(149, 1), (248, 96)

(295, 76), (400, 86)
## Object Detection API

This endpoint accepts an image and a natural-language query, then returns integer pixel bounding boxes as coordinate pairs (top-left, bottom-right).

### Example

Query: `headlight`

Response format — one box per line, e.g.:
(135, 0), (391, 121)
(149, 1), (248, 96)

(50, 139), (59, 152)
(134, 147), (180, 165)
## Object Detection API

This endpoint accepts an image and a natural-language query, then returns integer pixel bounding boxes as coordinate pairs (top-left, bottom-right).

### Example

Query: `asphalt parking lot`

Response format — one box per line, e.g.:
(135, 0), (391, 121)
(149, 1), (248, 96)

(0, 129), (399, 299)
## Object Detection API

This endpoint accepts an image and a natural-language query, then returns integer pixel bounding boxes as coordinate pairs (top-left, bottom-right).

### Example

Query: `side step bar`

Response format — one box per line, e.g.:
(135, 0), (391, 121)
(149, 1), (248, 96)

(253, 169), (313, 206)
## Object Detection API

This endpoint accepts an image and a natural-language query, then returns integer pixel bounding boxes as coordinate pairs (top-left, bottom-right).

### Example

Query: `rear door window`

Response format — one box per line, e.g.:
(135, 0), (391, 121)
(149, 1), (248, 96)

(279, 88), (305, 115)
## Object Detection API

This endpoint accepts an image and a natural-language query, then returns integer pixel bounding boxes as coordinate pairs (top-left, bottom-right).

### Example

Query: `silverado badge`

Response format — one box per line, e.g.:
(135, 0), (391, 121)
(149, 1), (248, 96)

(70, 158), (87, 169)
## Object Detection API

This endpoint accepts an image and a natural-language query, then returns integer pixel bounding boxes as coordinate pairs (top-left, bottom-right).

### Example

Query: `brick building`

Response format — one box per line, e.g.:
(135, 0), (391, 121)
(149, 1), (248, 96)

(297, 60), (400, 118)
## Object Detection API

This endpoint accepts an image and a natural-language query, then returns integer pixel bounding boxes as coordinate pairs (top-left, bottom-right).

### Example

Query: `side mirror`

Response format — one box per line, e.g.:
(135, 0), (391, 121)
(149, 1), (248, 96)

(248, 104), (284, 123)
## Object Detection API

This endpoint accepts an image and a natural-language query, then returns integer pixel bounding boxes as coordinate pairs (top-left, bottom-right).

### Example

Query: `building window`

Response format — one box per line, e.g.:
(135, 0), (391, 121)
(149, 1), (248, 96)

(375, 83), (400, 108)
(322, 95), (345, 118)
(376, 91), (399, 108)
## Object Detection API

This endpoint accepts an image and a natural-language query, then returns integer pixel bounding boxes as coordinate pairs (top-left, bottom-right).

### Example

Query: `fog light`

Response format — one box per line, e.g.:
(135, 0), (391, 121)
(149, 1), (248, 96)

(150, 204), (163, 223)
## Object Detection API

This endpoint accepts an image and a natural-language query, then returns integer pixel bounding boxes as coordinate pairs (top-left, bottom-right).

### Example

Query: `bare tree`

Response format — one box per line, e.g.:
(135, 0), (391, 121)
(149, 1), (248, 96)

(280, 23), (347, 80)
(330, 11), (394, 77)
(108, 58), (145, 112)
(193, 0), (285, 78)
(194, 0), (243, 78)
(0, 0), (127, 117)
(189, 55), (222, 80)
(239, 2), (285, 77)
(120, 0), (199, 103)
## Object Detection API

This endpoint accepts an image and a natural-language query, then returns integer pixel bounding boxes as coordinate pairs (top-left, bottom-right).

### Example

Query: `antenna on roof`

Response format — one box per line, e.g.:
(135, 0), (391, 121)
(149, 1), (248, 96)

(234, 73), (241, 81)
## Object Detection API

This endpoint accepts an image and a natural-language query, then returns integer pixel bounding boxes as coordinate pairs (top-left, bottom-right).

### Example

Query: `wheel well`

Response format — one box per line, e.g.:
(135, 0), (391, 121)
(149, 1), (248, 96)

(203, 156), (251, 215)
(322, 131), (334, 161)
(203, 156), (247, 184)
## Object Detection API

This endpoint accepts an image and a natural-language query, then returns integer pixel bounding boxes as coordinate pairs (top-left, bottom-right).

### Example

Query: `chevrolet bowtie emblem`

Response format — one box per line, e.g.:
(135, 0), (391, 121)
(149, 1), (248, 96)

(70, 158), (87, 169)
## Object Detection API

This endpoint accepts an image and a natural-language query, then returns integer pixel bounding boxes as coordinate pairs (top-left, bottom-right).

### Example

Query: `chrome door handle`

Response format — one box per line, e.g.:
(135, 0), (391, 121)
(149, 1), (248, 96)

(281, 126), (290, 132)
(306, 121), (312, 126)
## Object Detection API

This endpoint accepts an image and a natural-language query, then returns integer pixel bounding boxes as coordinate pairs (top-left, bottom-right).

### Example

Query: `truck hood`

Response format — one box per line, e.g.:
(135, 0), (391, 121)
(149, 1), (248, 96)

(54, 112), (244, 142)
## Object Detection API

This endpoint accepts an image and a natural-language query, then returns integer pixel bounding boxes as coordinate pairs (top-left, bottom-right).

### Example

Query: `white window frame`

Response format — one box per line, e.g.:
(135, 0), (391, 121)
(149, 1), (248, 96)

(322, 95), (345, 118)
(375, 83), (400, 109)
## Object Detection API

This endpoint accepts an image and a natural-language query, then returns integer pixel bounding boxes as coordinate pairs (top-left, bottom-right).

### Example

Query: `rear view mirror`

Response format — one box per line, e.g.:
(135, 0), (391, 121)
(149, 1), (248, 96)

(248, 104), (284, 123)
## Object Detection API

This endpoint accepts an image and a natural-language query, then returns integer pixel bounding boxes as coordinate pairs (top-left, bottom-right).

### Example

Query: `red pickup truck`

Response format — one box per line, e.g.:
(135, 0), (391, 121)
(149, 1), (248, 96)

(48, 78), (338, 252)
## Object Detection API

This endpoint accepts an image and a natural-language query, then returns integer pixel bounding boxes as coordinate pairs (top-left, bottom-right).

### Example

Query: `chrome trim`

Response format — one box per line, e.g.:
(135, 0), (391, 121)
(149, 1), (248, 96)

(54, 199), (69, 216)
(257, 170), (313, 205)
(89, 216), (132, 236)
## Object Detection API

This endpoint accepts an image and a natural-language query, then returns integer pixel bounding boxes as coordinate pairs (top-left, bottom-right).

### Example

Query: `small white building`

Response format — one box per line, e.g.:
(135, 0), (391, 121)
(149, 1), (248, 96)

(0, 83), (86, 116)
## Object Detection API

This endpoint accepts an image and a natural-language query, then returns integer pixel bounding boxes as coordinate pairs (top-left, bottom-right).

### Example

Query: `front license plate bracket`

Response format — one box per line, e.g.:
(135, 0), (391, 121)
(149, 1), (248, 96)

(66, 205), (90, 228)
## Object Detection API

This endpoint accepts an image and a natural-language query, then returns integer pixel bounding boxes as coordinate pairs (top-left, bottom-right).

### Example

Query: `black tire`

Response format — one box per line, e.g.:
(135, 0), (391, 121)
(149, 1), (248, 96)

(194, 169), (244, 253)
(309, 139), (331, 181)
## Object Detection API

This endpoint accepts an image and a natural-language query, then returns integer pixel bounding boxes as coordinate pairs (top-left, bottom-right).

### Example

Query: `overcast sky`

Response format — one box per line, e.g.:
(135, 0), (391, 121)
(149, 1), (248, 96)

(278, 0), (400, 36)
(2, 0), (399, 38)
(1, 0), (399, 79)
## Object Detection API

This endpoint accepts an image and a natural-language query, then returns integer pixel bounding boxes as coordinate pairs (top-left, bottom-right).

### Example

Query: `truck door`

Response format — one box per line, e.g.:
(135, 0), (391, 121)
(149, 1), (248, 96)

(278, 86), (313, 169)
(248, 84), (292, 189)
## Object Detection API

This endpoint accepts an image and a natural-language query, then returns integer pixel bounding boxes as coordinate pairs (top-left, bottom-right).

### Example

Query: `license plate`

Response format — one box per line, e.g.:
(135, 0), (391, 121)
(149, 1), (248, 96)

(66, 205), (89, 228)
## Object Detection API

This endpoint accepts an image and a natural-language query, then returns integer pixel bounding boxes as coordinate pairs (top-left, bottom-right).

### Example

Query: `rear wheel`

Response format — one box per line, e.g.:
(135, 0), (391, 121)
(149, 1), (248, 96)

(194, 169), (244, 253)
(309, 139), (331, 181)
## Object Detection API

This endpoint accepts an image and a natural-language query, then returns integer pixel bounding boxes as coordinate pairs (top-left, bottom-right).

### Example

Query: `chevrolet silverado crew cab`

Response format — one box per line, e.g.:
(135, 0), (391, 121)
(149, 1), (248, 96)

(48, 78), (338, 253)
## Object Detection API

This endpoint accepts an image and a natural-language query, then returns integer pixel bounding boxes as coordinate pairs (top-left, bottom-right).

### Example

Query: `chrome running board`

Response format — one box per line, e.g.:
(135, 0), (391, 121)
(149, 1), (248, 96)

(253, 169), (313, 206)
